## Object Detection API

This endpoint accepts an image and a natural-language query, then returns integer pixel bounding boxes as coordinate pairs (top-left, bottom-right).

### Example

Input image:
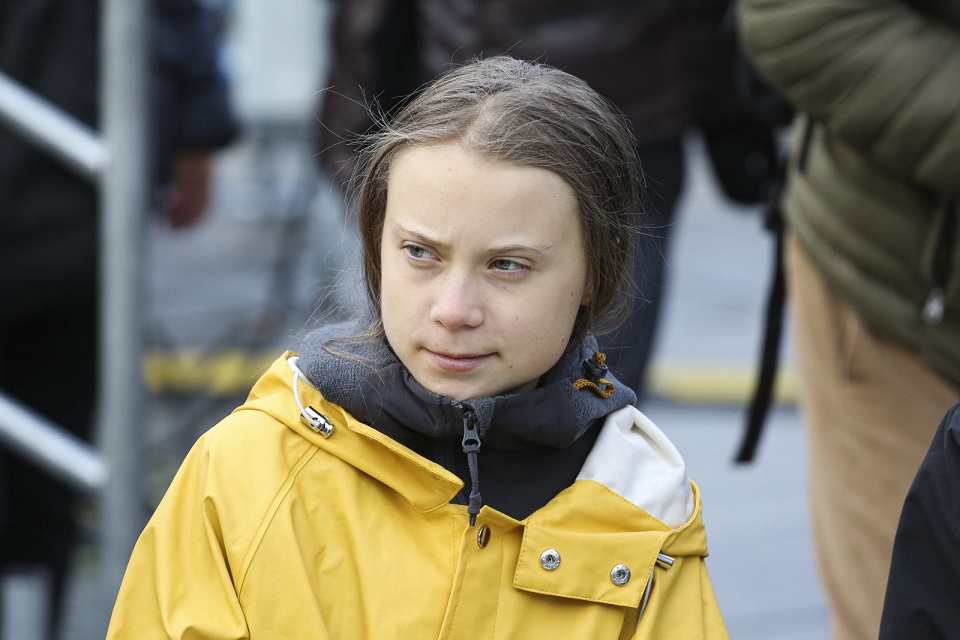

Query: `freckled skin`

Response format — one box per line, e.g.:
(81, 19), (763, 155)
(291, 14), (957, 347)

(380, 142), (591, 401)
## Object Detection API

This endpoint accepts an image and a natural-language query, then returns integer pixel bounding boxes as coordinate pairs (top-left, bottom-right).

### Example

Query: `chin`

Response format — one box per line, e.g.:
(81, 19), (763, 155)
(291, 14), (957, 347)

(418, 377), (491, 402)
(425, 384), (480, 402)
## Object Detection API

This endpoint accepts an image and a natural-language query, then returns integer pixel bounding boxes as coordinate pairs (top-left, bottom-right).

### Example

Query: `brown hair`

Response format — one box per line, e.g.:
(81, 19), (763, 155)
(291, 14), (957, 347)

(350, 56), (642, 346)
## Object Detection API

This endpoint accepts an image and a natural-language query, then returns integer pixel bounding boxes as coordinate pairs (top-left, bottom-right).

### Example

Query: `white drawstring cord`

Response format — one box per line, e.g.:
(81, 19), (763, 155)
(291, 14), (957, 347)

(636, 554), (673, 630)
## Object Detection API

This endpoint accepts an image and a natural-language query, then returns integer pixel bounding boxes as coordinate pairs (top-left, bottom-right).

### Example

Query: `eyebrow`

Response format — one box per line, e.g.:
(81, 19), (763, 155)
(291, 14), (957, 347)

(390, 221), (555, 255)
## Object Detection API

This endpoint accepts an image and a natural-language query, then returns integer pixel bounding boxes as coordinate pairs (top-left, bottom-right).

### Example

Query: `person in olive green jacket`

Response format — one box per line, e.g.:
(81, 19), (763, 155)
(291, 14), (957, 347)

(107, 57), (729, 639)
(738, 1), (960, 638)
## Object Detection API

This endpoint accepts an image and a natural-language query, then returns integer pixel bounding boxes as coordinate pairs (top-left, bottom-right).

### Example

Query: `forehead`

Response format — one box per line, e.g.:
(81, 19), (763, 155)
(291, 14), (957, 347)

(384, 142), (581, 242)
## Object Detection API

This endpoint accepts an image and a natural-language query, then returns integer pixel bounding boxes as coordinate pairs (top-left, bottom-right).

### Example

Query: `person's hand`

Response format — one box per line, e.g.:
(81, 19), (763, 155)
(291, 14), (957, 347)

(168, 151), (213, 228)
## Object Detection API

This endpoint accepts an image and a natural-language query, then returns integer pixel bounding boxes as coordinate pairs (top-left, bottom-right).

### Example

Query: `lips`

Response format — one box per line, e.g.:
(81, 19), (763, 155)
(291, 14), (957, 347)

(425, 349), (492, 372)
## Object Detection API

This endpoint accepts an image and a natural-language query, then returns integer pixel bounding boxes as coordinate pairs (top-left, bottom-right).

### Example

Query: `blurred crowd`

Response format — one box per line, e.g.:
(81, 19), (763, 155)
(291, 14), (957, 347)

(0, 1), (238, 637)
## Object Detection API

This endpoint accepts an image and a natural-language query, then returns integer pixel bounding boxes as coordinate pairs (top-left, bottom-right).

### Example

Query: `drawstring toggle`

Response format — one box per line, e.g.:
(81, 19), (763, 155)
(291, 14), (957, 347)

(573, 352), (615, 399)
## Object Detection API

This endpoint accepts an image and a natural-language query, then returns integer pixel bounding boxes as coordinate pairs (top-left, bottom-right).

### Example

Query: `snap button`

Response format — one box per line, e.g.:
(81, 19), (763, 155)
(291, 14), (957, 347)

(477, 525), (490, 548)
(610, 564), (631, 586)
(540, 549), (561, 571)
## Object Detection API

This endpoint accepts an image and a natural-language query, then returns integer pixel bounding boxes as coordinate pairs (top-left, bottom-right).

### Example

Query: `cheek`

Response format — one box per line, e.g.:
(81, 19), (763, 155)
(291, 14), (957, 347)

(579, 263), (595, 306)
(379, 287), (407, 358)
(568, 270), (592, 312)
(379, 256), (402, 327)
(525, 286), (583, 345)
(380, 272), (402, 321)
(551, 281), (590, 341)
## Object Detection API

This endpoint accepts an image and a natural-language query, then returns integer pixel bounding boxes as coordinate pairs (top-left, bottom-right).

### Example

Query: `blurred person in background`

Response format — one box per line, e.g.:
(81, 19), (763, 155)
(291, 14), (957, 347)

(0, 0), (239, 637)
(739, 1), (960, 638)
(314, 0), (782, 401)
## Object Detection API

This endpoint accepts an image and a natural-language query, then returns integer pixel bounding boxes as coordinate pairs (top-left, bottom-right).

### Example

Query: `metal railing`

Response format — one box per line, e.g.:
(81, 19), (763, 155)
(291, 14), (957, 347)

(0, 394), (108, 495)
(0, 0), (149, 632)
(0, 74), (108, 181)
(0, 75), (110, 497)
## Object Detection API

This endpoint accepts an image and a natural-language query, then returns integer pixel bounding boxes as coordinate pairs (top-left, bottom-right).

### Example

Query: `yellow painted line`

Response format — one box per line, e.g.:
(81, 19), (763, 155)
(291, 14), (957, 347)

(648, 362), (797, 405)
(144, 348), (798, 406)
(143, 348), (278, 397)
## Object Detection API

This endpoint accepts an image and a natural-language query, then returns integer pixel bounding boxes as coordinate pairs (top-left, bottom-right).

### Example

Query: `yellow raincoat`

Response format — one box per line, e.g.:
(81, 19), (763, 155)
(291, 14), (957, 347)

(107, 354), (728, 638)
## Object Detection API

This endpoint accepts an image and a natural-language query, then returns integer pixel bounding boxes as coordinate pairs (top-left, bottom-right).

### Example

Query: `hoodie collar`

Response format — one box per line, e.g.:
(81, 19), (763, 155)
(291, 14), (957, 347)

(296, 317), (637, 450)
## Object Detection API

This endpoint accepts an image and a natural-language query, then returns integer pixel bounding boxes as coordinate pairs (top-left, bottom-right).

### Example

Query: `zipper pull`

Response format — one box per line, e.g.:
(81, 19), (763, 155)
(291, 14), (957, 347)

(461, 408), (480, 453)
(922, 287), (945, 325)
(455, 402), (483, 526)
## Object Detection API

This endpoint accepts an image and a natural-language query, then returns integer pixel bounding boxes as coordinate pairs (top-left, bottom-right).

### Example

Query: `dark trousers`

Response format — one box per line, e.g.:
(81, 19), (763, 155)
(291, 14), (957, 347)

(601, 137), (685, 401)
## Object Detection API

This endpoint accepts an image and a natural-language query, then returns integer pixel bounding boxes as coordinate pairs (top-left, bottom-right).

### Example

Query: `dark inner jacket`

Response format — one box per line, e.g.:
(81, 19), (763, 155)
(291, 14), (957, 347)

(297, 319), (637, 520)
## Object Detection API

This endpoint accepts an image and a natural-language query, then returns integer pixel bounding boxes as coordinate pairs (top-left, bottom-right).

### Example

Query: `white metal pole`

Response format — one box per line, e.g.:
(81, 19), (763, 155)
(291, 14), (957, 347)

(0, 72), (108, 181)
(97, 0), (150, 599)
(0, 394), (108, 494)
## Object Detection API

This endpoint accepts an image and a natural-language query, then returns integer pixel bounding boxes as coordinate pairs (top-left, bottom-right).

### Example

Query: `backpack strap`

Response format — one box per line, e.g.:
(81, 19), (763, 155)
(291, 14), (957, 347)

(736, 191), (786, 462)
(736, 114), (815, 463)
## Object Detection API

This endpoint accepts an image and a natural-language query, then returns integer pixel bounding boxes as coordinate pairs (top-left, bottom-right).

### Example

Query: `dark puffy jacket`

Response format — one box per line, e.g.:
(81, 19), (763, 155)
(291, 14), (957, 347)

(316, 0), (764, 188)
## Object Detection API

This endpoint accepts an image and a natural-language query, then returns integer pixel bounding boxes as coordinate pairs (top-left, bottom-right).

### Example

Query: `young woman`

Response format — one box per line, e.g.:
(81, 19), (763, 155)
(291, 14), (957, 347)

(107, 56), (728, 639)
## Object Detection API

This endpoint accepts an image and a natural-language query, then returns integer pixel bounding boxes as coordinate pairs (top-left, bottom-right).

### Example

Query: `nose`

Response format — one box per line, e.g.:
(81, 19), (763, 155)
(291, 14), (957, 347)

(429, 274), (484, 329)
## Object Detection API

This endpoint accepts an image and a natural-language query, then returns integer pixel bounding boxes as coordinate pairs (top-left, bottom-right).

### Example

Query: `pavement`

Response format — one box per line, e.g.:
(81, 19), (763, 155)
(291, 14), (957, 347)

(5, 131), (828, 639)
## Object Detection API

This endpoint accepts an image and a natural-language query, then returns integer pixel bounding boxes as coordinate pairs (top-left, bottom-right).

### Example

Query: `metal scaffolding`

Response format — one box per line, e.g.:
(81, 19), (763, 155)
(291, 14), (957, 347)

(0, 0), (149, 632)
(0, 74), (110, 497)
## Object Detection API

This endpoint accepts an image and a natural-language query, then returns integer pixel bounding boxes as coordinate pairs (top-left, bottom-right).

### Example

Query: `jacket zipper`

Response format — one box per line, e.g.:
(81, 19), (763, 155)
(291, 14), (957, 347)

(451, 400), (483, 526)
(922, 197), (956, 325)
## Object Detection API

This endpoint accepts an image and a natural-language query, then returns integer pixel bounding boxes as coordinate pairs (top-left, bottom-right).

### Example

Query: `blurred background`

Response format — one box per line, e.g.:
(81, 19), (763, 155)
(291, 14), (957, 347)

(1, 0), (828, 637)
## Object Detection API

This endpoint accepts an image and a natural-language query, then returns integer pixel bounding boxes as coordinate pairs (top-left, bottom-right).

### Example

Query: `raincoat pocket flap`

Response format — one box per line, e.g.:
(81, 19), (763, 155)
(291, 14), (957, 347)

(514, 527), (669, 607)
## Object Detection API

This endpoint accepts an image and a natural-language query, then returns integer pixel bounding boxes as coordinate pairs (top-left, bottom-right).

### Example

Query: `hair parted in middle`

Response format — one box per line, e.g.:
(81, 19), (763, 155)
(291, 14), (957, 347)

(351, 55), (644, 347)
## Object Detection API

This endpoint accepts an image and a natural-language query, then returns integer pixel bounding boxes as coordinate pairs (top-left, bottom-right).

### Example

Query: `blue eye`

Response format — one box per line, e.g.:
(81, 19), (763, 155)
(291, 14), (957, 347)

(492, 259), (525, 272)
(403, 244), (435, 260)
